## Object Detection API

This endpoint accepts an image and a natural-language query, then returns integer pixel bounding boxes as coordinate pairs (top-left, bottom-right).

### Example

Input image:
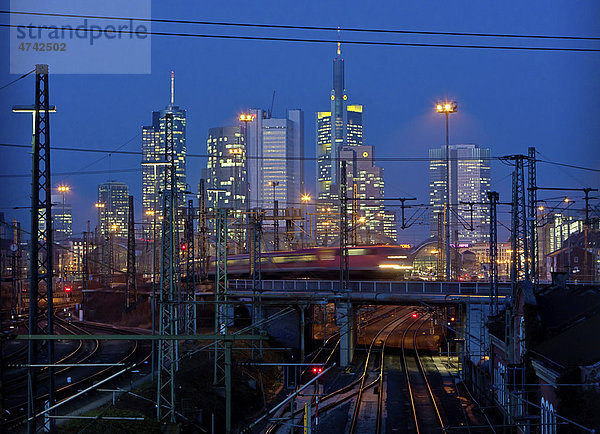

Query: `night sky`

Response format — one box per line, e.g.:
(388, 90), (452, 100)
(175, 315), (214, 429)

(1, 1), (599, 243)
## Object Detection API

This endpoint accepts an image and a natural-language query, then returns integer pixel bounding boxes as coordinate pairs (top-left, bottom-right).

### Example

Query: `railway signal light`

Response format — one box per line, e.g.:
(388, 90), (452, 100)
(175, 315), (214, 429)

(180, 243), (187, 251)
(65, 286), (71, 292)
(312, 366), (323, 374)
(411, 312), (418, 318)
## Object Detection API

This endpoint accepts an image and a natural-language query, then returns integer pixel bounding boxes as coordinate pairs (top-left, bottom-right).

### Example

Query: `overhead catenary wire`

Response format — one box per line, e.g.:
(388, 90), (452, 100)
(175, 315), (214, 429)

(5, 8), (600, 49)
(3, 10), (600, 41)
(0, 22), (599, 52)
(1, 142), (598, 172)
(0, 68), (35, 91)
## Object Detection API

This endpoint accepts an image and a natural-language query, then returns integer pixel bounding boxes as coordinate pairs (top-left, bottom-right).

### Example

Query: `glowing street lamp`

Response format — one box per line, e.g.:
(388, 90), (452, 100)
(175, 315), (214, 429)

(239, 113), (256, 123)
(300, 194), (312, 247)
(435, 100), (458, 280)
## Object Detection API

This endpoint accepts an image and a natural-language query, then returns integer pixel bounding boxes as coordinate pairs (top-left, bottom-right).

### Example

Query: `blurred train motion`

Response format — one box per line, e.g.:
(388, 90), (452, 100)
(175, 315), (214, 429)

(208, 245), (413, 279)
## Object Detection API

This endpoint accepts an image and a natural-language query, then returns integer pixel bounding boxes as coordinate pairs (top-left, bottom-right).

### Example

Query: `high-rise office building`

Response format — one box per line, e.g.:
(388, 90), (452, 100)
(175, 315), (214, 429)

(142, 72), (187, 236)
(246, 109), (305, 210)
(315, 45), (395, 246)
(205, 126), (247, 210)
(339, 145), (397, 244)
(52, 193), (72, 240)
(97, 181), (129, 238)
(204, 126), (247, 253)
(346, 104), (364, 147)
(429, 144), (490, 245)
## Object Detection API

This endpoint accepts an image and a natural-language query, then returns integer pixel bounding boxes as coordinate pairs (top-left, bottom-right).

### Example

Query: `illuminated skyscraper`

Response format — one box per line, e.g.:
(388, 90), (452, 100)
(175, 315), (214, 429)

(205, 126), (247, 210)
(246, 109), (305, 210)
(330, 39), (345, 185)
(97, 181), (129, 238)
(51, 194), (72, 240)
(340, 145), (397, 244)
(142, 72), (187, 236)
(204, 126), (247, 253)
(429, 144), (490, 245)
(315, 45), (394, 246)
(346, 104), (364, 147)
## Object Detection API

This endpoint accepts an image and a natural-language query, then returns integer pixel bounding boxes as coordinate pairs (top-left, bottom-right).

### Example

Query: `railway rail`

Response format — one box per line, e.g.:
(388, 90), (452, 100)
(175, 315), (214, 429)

(2, 318), (150, 431)
(402, 315), (446, 433)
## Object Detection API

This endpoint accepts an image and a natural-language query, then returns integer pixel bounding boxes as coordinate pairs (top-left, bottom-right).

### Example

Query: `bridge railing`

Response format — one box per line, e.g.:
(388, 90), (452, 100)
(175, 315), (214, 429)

(230, 279), (512, 296)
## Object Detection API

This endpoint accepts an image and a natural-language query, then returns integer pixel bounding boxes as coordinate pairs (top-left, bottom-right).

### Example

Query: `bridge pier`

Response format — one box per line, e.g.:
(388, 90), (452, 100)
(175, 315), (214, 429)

(336, 302), (354, 367)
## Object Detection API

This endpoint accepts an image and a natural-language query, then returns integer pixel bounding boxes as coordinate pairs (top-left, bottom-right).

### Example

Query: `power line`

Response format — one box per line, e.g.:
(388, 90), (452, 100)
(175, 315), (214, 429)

(2, 143), (598, 172)
(537, 159), (600, 173)
(0, 168), (140, 178)
(0, 68), (34, 91)
(1, 23), (598, 52)
(0, 142), (542, 162)
(4, 10), (599, 41)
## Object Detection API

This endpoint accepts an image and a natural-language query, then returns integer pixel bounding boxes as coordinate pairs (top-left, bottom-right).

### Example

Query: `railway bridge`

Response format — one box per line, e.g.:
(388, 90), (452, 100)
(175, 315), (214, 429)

(219, 279), (512, 367)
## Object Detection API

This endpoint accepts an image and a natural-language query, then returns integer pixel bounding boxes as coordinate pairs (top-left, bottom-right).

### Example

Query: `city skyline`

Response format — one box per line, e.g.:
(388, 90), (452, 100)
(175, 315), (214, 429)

(1, 5), (599, 431)
(1, 2), (598, 244)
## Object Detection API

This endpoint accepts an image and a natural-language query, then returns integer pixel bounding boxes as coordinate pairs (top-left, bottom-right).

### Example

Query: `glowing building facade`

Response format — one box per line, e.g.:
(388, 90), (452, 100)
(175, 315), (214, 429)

(51, 194), (72, 240)
(141, 73), (187, 237)
(429, 144), (490, 245)
(97, 181), (129, 238)
(315, 46), (395, 246)
(246, 109), (305, 211)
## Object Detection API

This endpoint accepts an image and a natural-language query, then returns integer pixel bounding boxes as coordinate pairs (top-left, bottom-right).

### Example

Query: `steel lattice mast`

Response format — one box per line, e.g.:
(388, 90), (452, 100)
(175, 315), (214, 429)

(250, 211), (263, 357)
(126, 195), (137, 308)
(508, 155), (530, 292)
(184, 199), (196, 334)
(339, 161), (349, 291)
(488, 191), (499, 315)
(214, 208), (228, 383)
(198, 179), (208, 282)
(157, 113), (178, 422)
(527, 147), (538, 284)
(27, 64), (55, 433)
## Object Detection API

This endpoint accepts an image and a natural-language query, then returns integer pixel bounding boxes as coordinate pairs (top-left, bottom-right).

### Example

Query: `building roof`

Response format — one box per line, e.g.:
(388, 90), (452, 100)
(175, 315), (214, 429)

(532, 312), (600, 369)
(535, 284), (600, 335)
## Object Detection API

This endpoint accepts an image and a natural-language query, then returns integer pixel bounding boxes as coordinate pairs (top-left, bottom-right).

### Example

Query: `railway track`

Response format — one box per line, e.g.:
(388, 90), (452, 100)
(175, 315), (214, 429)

(349, 311), (414, 434)
(3, 318), (150, 431)
(264, 307), (413, 434)
(402, 315), (446, 433)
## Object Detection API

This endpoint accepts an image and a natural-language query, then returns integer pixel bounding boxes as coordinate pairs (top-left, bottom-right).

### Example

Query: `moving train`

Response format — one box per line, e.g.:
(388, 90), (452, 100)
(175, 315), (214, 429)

(207, 245), (414, 280)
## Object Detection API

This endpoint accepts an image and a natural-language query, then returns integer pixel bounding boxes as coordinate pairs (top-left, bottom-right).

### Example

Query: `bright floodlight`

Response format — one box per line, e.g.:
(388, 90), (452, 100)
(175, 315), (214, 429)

(436, 101), (458, 114)
(239, 113), (255, 122)
(58, 185), (70, 192)
(95, 202), (105, 208)
(301, 194), (311, 202)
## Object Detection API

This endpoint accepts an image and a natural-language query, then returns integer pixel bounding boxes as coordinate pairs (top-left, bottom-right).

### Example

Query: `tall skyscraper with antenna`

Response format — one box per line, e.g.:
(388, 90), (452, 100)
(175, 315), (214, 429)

(142, 71), (187, 237)
(315, 40), (397, 245)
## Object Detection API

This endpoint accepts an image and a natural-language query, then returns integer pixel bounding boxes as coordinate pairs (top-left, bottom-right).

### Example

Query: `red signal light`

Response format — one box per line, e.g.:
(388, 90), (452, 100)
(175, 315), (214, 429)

(180, 244), (187, 251)
(65, 286), (72, 292)
(411, 313), (418, 318)
(312, 366), (323, 374)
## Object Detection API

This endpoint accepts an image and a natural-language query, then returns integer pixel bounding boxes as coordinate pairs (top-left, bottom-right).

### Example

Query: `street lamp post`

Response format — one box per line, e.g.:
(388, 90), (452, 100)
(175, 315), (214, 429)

(436, 101), (458, 280)
(229, 147), (244, 254)
(58, 185), (70, 292)
(301, 194), (311, 248)
(270, 181), (280, 251)
(94, 202), (109, 286)
(239, 113), (255, 254)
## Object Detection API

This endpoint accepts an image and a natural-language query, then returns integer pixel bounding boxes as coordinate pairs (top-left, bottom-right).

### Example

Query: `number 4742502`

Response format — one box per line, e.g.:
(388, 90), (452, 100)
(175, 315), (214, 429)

(18, 42), (66, 52)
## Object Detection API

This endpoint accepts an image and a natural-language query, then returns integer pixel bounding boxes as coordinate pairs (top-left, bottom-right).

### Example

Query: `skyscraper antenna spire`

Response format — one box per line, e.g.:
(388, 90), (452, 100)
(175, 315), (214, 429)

(337, 27), (341, 56)
(170, 70), (174, 105)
